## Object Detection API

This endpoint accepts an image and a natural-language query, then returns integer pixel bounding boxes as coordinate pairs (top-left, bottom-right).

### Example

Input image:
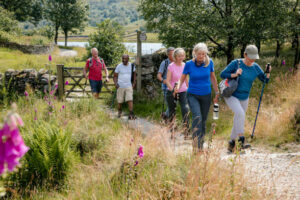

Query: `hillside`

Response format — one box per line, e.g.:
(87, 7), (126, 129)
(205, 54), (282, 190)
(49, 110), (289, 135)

(88, 0), (140, 26)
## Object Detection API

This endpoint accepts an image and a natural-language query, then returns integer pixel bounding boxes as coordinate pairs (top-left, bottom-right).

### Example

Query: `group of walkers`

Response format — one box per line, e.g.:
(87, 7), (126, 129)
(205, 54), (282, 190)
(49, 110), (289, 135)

(84, 43), (272, 153)
(157, 43), (271, 153)
(84, 48), (137, 120)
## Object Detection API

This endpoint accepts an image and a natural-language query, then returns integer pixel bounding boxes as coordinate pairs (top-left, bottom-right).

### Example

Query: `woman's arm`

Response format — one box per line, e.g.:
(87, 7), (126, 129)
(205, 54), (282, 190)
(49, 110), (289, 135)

(166, 69), (173, 91)
(185, 76), (189, 88)
(210, 72), (219, 103)
(220, 60), (241, 79)
(175, 74), (187, 93)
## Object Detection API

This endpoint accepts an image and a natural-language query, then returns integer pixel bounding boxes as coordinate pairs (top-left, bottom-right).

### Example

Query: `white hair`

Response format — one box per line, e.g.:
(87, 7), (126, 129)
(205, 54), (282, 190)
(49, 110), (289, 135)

(91, 47), (98, 54)
(193, 43), (210, 67)
(173, 48), (185, 60)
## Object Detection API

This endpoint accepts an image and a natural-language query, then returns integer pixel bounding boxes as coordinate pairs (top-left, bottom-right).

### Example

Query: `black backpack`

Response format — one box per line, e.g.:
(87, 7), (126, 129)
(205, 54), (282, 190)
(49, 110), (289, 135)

(131, 63), (135, 83)
(88, 57), (104, 70)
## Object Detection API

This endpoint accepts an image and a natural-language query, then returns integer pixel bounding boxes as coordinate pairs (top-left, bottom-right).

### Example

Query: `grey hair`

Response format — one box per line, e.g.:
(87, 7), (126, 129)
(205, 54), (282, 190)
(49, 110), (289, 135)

(172, 48), (185, 60)
(193, 43), (210, 67)
(167, 47), (175, 54)
(91, 47), (98, 54)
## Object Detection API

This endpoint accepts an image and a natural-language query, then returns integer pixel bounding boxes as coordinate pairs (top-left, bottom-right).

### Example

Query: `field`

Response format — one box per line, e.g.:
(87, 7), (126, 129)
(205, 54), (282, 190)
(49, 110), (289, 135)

(0, 42), (299, 199)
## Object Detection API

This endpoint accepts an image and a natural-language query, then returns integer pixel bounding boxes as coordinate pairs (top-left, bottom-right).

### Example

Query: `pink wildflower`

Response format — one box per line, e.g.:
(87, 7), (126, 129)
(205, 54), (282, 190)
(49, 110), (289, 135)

(0, 112), (29, 175)
(138, 145), (144, 158)
(65, 81), (69, 85)
(48, 54), (52, 62)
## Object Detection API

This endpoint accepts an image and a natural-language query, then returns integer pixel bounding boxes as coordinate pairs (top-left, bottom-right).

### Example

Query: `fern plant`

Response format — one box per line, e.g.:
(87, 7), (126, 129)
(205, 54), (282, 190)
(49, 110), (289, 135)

(5, 121), (77, 192)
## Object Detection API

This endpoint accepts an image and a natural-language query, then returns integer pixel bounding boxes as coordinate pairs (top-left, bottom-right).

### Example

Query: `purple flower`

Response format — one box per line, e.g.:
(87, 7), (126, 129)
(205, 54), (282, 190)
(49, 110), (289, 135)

(138, 145), (144, 158)
(62, 105), (65, 109)
(134, 160), (139, 166)
(50, 90), (54, 96)
(55, 84), (58, 89)
(65, 81), (69, 85)
(48, 54), (52, 62)
(24, 91), (28, 97)
(34, 117), (37, 121)
(282, 60), (286, 66)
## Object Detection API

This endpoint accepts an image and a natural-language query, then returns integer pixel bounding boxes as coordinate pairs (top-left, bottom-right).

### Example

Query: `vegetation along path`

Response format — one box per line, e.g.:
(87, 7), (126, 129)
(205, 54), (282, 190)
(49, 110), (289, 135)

(102, 100), (300, 199)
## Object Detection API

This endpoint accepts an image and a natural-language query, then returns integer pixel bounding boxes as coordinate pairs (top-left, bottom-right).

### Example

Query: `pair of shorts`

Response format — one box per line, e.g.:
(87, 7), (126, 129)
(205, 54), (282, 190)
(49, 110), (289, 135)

(117, 87), (133, 103)
(89, 79), (102, 93)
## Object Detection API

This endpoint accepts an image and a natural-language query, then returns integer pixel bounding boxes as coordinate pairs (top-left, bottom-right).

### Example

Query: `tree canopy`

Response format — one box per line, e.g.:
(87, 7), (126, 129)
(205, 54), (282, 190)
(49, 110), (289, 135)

(139, 0), (299, 64)
(87, 19), (126, 67)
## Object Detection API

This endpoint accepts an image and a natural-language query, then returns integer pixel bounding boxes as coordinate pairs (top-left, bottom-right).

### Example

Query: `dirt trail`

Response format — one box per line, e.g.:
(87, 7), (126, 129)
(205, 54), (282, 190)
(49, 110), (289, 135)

(104, 107), (300, 200)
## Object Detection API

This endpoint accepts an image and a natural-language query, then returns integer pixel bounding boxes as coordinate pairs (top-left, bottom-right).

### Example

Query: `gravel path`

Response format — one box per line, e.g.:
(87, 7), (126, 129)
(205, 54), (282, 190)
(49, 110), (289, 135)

(59, 48), (78, 57)
(105, 107), (300, 200)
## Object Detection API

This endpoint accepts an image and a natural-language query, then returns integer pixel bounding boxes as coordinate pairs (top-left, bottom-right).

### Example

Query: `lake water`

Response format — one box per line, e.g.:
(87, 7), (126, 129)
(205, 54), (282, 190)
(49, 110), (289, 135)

(57, 42), (165, 55)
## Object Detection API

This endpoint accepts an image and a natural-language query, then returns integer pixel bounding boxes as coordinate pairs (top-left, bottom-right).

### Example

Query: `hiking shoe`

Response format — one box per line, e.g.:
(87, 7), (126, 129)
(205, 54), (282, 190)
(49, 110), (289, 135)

(118, 109), (122, 118)
(238, 136), (251, 149)
(128, 112), (136, 120)
(228, 140), (235, 153)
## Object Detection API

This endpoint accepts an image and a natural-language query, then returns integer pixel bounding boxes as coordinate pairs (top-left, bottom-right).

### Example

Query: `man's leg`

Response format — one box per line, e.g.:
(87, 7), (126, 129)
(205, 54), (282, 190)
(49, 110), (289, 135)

(125, 87), (135, 120)
(117, 88), (125, 117)
(93, 93), (99, 98)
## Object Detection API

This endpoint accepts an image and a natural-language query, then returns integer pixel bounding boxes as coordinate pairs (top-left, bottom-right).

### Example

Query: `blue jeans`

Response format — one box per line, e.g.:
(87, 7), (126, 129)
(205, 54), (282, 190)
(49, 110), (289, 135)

(166, 91), (189, 127)
(162, 83), (169, 116)
(187, 92), (211, 149)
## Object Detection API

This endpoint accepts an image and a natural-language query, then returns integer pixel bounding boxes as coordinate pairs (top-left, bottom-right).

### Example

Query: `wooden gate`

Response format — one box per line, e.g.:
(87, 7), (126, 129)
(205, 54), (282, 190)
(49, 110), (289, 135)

(56, 64), (115, 99)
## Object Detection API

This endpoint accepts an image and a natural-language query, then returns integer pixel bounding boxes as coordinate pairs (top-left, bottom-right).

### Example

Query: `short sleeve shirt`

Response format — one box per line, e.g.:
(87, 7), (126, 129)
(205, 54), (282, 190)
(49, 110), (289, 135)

(183, 59), (214, 95)
(115, 62), (136, 88)
(168, 62), (187, 92)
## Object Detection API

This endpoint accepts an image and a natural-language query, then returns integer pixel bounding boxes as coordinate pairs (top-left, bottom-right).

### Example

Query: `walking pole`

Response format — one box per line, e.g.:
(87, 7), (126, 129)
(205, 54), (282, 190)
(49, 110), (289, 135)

(251, 63), (270, 139)
(82, 78), (87, 97)
(110, 89), (117, 109)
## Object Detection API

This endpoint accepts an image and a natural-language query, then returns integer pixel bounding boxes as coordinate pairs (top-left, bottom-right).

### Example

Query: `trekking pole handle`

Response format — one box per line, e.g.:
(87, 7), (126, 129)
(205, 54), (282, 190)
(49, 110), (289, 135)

(265, 63), (271, 73)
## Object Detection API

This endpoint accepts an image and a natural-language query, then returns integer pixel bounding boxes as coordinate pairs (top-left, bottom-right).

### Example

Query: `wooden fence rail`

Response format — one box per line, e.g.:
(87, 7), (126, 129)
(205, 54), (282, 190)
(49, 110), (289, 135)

(57, 64), (115, 99)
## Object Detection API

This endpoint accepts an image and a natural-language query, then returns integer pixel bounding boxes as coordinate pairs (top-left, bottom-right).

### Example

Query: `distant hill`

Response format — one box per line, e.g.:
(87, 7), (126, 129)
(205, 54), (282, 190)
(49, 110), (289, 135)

(88, 0), (140, 26)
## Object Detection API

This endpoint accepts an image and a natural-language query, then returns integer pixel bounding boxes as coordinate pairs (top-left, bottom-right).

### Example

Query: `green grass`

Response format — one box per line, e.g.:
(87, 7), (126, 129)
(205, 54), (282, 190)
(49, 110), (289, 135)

(0, 46), (87, 72)
(57, 22), (160, 43)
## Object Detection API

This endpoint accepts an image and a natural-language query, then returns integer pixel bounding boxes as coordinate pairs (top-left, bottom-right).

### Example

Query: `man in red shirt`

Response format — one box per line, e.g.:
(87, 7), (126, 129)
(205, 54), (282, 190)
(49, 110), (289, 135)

(83, 48), (109, 98)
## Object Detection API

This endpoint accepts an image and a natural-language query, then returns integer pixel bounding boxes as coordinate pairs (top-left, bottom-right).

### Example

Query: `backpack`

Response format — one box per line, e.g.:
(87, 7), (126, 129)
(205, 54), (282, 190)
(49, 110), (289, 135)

(131, 63), (135, 83)
(161, 59), (169, 79)
(88, 57), (104, 70)
(219, 59), (241, 98)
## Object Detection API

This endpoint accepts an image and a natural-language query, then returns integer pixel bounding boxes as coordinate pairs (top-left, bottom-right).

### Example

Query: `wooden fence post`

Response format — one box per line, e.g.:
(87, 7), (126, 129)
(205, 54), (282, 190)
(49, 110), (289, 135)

(57, 64), (64, 99)
(137, 30), (142, 92)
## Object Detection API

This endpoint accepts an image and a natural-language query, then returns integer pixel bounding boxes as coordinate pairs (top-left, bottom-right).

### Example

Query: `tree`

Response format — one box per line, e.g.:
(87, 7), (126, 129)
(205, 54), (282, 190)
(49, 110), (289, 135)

(0, 0), (43, 25)
(44, 0), (63, 44)
(139, 0), (281, 63)
(60, 0), (89, 47)
(0, 7), (19, 43)
(0, 7), (19, 33)
(290, 0), (300, 68)
(87, 20), (126, 67)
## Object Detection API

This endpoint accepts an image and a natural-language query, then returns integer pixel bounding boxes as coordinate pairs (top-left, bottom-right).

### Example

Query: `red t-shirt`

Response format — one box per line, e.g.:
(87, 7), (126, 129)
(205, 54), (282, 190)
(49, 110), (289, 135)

(85, 57), (106, 81)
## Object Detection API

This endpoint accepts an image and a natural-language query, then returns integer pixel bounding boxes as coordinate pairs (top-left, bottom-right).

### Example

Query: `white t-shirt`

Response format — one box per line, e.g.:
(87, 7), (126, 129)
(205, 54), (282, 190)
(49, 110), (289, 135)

(115, 62), (136, 88)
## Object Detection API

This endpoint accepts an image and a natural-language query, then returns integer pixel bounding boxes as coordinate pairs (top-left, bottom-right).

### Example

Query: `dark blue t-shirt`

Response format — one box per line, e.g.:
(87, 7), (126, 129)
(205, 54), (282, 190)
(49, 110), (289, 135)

(183, 59), (214, 96)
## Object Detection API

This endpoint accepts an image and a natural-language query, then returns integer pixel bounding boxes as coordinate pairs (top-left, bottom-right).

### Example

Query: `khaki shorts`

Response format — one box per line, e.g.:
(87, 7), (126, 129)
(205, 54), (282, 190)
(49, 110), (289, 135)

(117, 87), (133, 103)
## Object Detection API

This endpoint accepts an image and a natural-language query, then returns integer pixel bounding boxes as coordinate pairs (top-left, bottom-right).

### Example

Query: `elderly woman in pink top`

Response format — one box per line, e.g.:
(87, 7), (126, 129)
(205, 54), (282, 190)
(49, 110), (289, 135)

(166, 48), (189, 135)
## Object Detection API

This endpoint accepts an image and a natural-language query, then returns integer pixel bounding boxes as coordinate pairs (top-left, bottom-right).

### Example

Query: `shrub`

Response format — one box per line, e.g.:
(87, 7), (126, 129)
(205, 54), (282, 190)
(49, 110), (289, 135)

(87, 19), (126, 67)
(5, 121), (77, 192)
